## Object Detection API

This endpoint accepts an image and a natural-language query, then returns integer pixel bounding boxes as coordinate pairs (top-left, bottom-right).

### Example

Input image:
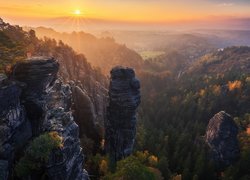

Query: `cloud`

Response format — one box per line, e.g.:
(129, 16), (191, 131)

(217, 3), (234, 7)
(209, 0), (250, 4)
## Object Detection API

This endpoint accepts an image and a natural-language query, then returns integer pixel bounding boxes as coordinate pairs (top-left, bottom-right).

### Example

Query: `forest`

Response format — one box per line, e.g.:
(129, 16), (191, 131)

(0, 19), (250, 180)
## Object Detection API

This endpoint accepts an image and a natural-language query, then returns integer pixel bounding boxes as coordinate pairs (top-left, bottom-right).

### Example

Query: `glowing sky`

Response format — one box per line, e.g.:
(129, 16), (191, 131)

(0, 0), (250, 29)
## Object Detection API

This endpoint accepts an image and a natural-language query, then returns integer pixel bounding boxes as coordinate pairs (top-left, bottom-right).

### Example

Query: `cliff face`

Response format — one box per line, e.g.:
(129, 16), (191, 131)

(49, 49), (108, 128)
(72, 86), (102, 147)
(0, 57), (88, 180)
(43, 79), (88, 180)
(205, 111), (240, 171)
(0, 17), (108, 147)
(0, 76), (32, 179)
(105, 67), (141, 162)
(10, 57), (59, 96)
(9, 58), (59, 136)
(45, 50), (108, 143)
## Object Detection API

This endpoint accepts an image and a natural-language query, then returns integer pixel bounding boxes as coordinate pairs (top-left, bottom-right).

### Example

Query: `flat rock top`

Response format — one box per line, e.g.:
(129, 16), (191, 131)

(11, 57), (59, 78)
(8, 56), (59, 96)
(26, 56), (54, 62)
(110, 66), (135, 79)
(14, 57), (58, 67)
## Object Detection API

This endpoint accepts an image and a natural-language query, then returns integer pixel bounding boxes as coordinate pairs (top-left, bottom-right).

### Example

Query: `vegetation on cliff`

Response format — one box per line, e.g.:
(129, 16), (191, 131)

(15, 132), (63, 178)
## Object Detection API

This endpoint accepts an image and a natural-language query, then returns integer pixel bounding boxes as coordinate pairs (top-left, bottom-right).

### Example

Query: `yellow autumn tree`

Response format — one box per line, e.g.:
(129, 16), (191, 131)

(99, 159), (108, 175)
(199, 89), (206, 97)
(212, 85), (221, 96)
(148, 155), (158, 167)
(228, 80), (242, 91)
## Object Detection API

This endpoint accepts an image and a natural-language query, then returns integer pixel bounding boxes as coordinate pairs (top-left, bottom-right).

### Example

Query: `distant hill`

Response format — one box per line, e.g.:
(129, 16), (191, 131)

(189, 46), (250, 75)
(23, 26), (144, 75)
(98, 30), (250, 52)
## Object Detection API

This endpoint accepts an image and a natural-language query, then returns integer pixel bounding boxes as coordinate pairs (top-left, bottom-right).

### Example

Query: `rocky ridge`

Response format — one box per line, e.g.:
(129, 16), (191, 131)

(0, 57), (88, 180)
(42, 50), (108, 145)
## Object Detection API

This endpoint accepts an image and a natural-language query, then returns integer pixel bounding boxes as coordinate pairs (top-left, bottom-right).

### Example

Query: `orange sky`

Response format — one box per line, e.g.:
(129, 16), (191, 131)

(0, 0), (250, 30)
(1, 0), (250, 21)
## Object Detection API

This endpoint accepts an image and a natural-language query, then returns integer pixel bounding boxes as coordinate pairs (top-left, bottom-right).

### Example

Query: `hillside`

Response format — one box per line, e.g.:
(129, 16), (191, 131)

(189, 46), (250, 75)
(137, 45), (250, 179)
(24, 26), (144, 75)
(0, 20), (29, 72)
(0, 18), (108, 157)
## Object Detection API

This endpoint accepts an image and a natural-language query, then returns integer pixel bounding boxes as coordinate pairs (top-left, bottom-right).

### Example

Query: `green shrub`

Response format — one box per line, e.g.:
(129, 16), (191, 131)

(104, 155), (157, 180)
(15, 132), (63, 178)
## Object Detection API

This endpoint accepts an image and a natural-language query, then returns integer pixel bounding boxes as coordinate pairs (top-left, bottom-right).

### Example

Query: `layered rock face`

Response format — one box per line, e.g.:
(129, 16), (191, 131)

(52, 52), (108, 146)
(54, 52), (108, 129)
(105, 66), (141, 162)
(0, 57), (88, 180)
(0, 75), (32, 178)
(205, 111), (240, 170)
(72, 86), (102, 147)
(9, 57), (60, 136)
(44, 80), (88, 180)
(10, 57), (59, 97)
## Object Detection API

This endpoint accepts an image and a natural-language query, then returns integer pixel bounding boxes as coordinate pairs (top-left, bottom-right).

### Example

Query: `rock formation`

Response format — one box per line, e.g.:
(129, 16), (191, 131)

(52, 51), (108, 145)
(9, 57), (59, 136)
(43, 79), (88, 180)
(205, 111), (240, 171)
(54, 51), (108, 128)
(72, 86), (102, 148)
(0, 76), (32, 177)
(0, 57), (88, 180)
(10, 57), (59, 97)
(105, 66), (141, 162)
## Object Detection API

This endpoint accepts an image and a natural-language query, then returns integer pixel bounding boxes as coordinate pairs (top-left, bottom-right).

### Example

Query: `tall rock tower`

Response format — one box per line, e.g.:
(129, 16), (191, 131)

(105, 66), (141, 163)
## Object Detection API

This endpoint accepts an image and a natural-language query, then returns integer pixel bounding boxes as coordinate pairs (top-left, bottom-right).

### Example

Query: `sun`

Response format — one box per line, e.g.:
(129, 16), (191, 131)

(74, 9), (81, 15)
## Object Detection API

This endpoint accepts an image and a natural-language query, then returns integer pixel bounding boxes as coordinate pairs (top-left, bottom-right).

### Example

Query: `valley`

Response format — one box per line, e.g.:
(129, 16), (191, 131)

(0, 18), (250, 180)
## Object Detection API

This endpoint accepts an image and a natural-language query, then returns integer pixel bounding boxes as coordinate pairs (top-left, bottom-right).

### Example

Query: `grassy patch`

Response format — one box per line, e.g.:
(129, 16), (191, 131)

(139, 51), (165, 60)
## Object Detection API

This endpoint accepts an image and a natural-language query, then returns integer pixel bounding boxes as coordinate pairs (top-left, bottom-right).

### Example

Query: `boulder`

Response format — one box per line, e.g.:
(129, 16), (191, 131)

(205, 111), (240, 170)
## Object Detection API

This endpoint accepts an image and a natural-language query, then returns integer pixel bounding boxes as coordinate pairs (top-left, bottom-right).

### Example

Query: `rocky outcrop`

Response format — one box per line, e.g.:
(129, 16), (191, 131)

(9, 57), (59, 136)
(0, 57), (88, 180)
(0, 76), (32, 178)
(54, 52), (108, 128)
(43, 80), (88, 180)
(10, 57), (59, 97)
(105, 66), (141, 162)
(72, 86), (102, 147)
(205, 111), (240, 171)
